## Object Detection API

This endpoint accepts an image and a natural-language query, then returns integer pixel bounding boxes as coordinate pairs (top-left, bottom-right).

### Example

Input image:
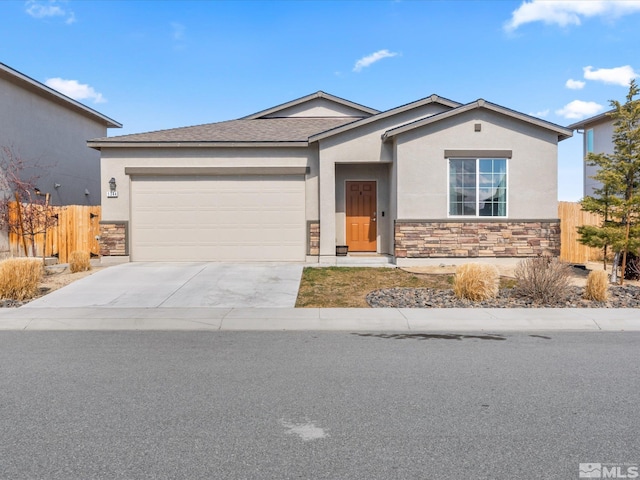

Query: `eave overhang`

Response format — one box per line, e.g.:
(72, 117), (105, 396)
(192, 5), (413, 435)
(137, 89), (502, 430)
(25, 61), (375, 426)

(0, 62), (122, 129)
(87, 141), (309, 151)
(567, 109), (615, 130)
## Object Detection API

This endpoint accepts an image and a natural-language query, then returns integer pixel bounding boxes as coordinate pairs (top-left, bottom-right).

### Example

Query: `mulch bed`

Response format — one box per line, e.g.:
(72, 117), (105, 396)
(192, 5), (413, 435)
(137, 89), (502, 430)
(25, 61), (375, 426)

(366, 285), (640, 308)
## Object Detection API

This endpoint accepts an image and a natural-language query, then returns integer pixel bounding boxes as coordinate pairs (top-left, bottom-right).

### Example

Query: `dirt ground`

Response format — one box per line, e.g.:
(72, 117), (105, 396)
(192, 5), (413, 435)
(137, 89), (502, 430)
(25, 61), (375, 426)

(37, 263), (105, 298)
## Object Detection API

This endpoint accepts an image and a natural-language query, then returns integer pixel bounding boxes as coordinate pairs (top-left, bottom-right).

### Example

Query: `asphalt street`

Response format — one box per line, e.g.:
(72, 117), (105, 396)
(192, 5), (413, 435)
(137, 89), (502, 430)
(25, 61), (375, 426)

(1, 331), (638, 479)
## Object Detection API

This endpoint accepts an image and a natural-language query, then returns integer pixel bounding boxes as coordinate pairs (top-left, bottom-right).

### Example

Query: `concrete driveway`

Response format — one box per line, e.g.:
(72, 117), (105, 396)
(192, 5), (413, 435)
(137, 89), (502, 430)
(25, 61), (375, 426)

(24, 263), (304, 309)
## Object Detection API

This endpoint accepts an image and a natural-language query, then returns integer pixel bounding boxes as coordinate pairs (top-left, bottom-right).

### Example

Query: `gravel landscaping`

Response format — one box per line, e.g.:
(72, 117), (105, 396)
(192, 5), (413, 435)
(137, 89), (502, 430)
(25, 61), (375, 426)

(366, 285), (640, 308)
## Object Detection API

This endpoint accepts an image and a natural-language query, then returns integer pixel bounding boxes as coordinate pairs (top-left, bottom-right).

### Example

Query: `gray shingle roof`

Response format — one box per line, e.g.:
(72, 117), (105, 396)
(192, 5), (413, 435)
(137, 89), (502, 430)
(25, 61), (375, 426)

(91, 117), (359, 144)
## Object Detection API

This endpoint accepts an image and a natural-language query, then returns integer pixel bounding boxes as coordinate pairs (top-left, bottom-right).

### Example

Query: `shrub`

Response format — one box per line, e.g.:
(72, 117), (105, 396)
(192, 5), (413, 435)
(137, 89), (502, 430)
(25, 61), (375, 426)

(0, 258), (43, 301)
(618, 252), (640, 281)
(453, 263), (500, 301)
(584, 270), (609, 302)
(69, 251), (91, 273)
(513, 256), (572, 304)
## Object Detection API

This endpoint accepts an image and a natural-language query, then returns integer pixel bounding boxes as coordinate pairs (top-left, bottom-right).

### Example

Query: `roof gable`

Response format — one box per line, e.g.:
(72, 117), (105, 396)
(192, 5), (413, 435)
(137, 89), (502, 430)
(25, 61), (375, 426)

(382, 99), (573, 142)
(242, 91), (378, 119)
(308, 94), (461, 142)
(0, 62), (121, 128)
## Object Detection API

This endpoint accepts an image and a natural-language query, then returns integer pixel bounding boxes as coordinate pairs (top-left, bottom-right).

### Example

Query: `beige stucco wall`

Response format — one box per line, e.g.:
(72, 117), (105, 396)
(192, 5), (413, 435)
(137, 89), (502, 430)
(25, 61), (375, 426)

(318, 103), (450, 163)
(394, 108), (560, 220)
(0, 75), (109, 207)
(99, 146), (317, 224)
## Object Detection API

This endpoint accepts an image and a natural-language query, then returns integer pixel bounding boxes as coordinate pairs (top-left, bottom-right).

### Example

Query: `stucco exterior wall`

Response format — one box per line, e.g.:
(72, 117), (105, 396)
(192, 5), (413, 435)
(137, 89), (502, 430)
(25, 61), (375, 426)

(394, 109), (559, 220)
(318, 103), (451, 163)
(584, 119), (614, 198)
(99, 146), (316, 224)
(0, 75), (108, 206)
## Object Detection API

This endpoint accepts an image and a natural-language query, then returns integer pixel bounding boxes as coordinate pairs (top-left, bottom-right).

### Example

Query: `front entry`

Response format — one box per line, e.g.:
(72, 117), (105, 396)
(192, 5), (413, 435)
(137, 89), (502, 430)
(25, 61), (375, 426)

(346, 181), (377, 252)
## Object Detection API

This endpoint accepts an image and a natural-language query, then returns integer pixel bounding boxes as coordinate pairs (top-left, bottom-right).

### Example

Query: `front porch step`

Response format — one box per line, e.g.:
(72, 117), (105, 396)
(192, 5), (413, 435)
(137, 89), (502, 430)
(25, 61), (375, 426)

(336, 254), (395, 267)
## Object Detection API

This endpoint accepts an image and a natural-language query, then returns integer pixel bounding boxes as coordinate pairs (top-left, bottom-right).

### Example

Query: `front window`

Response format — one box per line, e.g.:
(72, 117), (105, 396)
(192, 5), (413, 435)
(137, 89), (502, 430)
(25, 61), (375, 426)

(586, 129), (594, 153)
(449, 158), (507, 217)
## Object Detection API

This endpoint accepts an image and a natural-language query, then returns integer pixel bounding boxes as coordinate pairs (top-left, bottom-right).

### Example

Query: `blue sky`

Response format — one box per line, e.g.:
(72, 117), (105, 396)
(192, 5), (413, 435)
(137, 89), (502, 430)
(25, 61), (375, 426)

(2, 0), (639, 201)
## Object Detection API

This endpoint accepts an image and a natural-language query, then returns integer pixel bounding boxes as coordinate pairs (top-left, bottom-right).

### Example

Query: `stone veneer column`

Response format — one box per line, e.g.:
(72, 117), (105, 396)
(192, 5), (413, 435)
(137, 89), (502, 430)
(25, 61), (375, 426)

(99, 221), (128, 256)
(308, 222), (320, 256)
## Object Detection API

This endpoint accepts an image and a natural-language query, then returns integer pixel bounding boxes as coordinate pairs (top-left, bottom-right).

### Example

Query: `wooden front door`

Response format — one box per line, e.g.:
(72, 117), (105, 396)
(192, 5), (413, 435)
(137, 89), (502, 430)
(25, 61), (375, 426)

(346, 181), (377, 252)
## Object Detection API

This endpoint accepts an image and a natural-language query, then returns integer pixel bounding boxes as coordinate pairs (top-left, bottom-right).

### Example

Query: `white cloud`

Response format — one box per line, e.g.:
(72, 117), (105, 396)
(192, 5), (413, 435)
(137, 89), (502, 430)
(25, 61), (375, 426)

(45, 78), (106, 104)
(565, 79), (585, 90)
(505, 0), (640, 32)
(583, 65), (638, 86)
(353, 49), (398, 72)
(171, 22), (185, 41)
(555, 100), (603, 119)
(529, 109), (550, 118)
(25, 0), (76, 24)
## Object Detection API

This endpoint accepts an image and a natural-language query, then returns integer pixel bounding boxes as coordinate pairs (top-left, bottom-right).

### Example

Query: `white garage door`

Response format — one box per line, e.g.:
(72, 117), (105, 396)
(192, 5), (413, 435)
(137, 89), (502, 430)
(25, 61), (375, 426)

(131, 175), (306, 261)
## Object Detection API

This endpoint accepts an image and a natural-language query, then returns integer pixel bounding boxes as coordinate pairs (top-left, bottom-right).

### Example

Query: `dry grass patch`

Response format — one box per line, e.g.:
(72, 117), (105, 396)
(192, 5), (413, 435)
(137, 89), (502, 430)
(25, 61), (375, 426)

(69, 251), (91, 273)
(453, 263), (500, 301)
(296, 267), (453, 308)
(584, 270), (609, 301)
(0, 258), (44, 301)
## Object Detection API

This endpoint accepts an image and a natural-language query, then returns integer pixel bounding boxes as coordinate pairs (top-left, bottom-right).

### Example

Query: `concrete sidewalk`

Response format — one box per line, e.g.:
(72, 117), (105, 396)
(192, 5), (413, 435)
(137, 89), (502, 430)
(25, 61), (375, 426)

(0, 306), (639, 331)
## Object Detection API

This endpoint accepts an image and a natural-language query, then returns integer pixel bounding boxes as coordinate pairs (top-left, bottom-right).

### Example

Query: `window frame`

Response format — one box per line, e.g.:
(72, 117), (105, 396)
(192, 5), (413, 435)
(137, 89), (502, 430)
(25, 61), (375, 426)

(586, 128), (594, 153)
(447, 157), (508, 218)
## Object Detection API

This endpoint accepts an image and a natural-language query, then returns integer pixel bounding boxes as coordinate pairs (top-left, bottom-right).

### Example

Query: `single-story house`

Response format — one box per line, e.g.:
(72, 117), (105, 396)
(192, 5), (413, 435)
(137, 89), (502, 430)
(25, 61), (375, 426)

(567, 110), (614, 198)
(88, 91), (572, 265)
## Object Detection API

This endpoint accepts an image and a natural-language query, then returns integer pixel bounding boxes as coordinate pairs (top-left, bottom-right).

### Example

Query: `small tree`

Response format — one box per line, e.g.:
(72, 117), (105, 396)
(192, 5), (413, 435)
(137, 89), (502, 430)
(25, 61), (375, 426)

(578, 80), (640, 284)
(0, 146), (58, 258)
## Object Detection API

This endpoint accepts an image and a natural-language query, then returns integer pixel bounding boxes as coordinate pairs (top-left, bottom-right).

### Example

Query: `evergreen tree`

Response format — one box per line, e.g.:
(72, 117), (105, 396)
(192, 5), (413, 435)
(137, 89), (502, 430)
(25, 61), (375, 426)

(578, 80), (640, 284)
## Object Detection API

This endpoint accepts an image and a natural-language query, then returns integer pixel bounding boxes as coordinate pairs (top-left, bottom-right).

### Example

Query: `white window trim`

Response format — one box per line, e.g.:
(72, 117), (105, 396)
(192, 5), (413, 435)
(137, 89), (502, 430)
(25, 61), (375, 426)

(446, 157), (509, 218)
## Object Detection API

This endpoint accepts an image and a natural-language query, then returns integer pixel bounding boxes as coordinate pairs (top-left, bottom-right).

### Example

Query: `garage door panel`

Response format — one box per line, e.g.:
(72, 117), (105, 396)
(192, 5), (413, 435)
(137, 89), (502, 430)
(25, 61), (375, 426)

(131, 175), (305, 261)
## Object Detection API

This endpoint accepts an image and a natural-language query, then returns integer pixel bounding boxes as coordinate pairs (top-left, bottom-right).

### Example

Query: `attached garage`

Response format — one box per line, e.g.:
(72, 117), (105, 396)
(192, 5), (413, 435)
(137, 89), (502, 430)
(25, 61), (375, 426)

(129, 170), (306, 262)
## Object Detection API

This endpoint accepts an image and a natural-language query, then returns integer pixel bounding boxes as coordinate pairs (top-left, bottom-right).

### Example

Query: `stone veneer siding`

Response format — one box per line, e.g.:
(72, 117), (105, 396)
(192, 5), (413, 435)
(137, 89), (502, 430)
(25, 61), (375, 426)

(395, 220), (560, 258)
(99, 221), (128, 256)
(308, 221), (320, 256)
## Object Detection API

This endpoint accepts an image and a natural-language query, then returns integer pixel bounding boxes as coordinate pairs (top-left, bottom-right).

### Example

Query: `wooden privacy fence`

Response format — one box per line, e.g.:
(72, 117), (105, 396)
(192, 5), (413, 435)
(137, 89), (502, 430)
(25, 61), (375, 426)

(8, 203), (101, 264)
(558, 201), (602, 264)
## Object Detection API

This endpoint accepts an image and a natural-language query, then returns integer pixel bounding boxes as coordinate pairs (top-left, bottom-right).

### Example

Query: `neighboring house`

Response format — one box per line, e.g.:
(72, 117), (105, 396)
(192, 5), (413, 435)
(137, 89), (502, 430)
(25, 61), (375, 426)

(0, 62), (120, 256)
(567, 111), (615, 198)
(0, 62), (121, 205)
(88, 91), (572, 265)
